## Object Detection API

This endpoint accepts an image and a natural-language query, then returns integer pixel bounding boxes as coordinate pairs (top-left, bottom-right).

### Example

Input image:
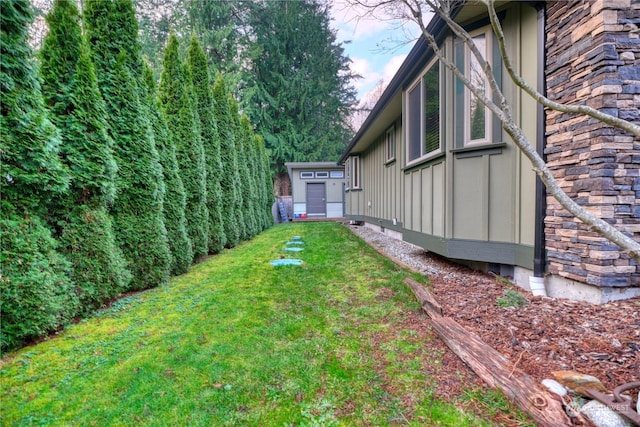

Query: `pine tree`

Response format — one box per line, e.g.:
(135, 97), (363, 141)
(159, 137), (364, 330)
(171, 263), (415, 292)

(0, 0), (77, 351)
(142, 62), (193, 275)
(186, 36), (226, 253)
(246, 0), (357, 178)
(84, 0), (170, 290)
(39, 0), (131, 311)
(159, 33), (209, 260)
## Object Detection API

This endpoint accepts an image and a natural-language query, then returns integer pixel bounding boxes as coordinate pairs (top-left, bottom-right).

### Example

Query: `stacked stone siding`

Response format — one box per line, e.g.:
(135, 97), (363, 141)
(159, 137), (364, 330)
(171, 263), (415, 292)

(544, 0), (639, 288)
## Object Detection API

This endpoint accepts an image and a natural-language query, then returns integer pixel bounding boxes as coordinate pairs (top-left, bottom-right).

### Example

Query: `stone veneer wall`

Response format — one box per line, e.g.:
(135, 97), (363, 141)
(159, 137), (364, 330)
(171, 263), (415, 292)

(544, 0), (639, 289)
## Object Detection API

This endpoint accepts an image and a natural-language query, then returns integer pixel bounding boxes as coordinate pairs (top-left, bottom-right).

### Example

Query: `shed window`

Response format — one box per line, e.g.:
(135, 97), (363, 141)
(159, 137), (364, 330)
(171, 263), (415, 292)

(330, 170), (344, 178)
(315, 171), (329, 178)
(300, 171), (314, 179)
(406, 58), (441, 165)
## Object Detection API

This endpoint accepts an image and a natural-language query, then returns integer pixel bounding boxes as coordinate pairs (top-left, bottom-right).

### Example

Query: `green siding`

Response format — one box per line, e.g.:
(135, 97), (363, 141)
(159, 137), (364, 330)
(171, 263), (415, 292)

(344, 3), (539, 270)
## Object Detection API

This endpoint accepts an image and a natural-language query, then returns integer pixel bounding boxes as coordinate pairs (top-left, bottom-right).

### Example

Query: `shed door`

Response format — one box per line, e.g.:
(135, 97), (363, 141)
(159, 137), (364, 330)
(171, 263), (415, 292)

(306, 183), (326, 217)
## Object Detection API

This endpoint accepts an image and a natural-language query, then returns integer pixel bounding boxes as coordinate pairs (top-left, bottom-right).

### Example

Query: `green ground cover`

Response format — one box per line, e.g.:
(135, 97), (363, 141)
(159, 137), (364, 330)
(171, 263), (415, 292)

(1, 223), (530, 426)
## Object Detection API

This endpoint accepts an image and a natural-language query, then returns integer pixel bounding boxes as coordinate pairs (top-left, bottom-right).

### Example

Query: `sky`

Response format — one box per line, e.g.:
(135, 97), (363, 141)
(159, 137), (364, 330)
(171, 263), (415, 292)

(329, 1), (424, 103)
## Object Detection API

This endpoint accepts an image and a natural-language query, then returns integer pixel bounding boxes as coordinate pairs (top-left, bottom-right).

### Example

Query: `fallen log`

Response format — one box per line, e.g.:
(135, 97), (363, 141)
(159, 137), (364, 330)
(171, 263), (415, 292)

(403, 278), (571, 427)
(403, 277), (443, 316)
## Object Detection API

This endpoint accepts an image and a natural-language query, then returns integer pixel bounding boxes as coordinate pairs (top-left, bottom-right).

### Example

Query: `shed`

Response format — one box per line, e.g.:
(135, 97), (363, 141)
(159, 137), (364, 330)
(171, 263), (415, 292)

(285, 162), (345, 219)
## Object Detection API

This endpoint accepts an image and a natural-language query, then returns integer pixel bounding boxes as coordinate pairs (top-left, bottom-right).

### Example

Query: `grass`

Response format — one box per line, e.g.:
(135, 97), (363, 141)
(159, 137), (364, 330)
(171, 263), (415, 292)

(1, 222), (532, 426)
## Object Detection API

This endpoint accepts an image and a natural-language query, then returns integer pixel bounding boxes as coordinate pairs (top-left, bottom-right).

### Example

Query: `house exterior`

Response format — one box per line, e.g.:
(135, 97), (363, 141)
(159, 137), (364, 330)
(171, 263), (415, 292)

(285, 162), (345, 219)
(339, 0), (639, 303)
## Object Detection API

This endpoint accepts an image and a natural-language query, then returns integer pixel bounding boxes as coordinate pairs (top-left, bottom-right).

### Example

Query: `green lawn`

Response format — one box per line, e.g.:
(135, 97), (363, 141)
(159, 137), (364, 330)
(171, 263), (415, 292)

(1, 223), (530, 426)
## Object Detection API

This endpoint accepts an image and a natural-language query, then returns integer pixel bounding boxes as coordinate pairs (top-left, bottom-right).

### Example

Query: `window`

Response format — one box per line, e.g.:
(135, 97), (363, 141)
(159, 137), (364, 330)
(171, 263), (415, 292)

(300, 171), (314, 179)
(345, 156), (360, 190)
(464, 30), (492, 145)
(385, 125), (396, 162)
(406, 58), (441, 165)
(315, 171), (329, 178)
(330, 170), (344, 179)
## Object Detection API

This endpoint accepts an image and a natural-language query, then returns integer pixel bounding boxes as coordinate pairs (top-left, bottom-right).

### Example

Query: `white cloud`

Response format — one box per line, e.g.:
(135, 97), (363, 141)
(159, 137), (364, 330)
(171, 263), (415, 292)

(350, 57), (381, 91)
(382, 54), (407, 82)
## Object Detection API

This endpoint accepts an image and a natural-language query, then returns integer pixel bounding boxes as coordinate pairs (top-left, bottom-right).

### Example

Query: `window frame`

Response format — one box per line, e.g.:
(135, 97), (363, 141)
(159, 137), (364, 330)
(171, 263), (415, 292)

(300, 171), (314, 179)
(315, 171), (329, 179)
(345, 156), (361, 190)
(463, 27), (493, 147)
(385, 125), (396, 163)
(405, 57), (442, 167)
(330, 170), (344, 179)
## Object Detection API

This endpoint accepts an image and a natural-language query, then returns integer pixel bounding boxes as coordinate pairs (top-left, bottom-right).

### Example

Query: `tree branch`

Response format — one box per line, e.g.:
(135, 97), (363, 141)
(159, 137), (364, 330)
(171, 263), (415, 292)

(483, 0), (640, 137)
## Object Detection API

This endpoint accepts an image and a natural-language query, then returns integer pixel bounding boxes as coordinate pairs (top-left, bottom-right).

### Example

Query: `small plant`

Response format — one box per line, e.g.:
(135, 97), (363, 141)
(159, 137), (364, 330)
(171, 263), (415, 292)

(300, 400), (339, 427)
(496, 289), (528, 308)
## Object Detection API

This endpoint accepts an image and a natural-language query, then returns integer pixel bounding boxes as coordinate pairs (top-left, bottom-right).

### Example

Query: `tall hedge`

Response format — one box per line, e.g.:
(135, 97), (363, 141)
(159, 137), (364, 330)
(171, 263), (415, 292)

(256, 134), (275, 229)
(84, 0), (170, 290)
(186, 36), (226, 254)
(212, 73), (242, 247)
(237, 113), (259, 239)
(40, 0), (131, 311)
(142, 62), (193, 275)
(0, 0), (77, 351)
(225, 97), (250, 240)
(159, 34), (209, 260)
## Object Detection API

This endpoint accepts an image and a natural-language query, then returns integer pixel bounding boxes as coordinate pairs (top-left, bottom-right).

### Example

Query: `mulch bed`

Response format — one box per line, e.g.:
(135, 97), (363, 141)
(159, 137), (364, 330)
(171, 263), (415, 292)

(350, 224), (639, 414)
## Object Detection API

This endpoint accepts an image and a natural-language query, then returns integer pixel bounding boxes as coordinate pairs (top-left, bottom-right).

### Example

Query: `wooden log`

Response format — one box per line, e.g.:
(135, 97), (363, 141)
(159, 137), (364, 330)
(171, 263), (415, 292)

(404, 279), (571, 427)
(403, 278), (443, 316)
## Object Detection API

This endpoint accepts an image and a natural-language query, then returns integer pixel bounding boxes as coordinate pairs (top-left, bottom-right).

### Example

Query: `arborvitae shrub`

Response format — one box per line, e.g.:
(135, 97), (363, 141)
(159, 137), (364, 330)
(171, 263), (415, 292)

(84, 0), (170, 290)
(211, 74), (242, 247)
(238, 114), (259, 238)
(187, 36), (226, 254)
(40, 0), (131, 310)
(0, 209), (78, 351)
(0, 0), (75, 352)
(226, 97), (248, 241)
(142, 62), (193, 275)
(159, 34), (209, 260)
(256, 134), (275, 229)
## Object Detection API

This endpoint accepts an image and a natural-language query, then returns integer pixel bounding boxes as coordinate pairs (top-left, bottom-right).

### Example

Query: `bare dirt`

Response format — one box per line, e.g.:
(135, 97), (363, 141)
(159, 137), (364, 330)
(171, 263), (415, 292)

(349, 224), (640, 423)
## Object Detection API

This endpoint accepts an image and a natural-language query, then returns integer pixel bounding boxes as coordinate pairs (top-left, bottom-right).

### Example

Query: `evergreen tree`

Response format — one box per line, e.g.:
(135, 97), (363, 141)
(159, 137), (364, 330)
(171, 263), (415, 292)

(238, 113), (259, 238)
(186, 35), (226, 253)
(229, 98), (253, 240)
(245, 0), (357, 178)
(84, 0), (170, 290)
(212, 73), (242, 247)
(159, 33), (209, 260)
(39, 0), (131, 311)
(256, 134), (275, 229)
(0, 0), (76, 351)
(142, 62), (193, 275)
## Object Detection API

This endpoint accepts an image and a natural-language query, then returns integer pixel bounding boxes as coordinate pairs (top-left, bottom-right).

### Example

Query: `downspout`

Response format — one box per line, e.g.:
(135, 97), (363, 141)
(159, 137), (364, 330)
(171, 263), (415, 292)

(530, 4), (548, 297)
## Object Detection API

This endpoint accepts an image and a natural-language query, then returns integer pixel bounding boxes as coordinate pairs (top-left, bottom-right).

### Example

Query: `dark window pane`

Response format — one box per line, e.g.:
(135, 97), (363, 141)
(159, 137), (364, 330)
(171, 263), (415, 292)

(423, 63), (440, 154)
(408, 83), (422, 161)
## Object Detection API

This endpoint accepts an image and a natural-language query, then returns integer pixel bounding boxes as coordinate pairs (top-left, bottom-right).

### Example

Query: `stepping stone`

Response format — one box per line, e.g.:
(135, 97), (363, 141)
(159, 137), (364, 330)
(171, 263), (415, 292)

(270, 259), (303, 266)
(284, 247), (304, 252)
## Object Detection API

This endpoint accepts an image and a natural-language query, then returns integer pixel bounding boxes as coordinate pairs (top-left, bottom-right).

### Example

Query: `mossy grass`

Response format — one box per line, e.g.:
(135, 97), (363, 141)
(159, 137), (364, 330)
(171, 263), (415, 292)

(1, 223), (531, 425)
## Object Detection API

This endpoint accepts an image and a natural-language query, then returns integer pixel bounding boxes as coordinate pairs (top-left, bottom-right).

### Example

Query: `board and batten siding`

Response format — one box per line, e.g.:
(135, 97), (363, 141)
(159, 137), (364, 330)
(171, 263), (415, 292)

(346, 3), (538, 269)
(346, 124), (403, 227)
